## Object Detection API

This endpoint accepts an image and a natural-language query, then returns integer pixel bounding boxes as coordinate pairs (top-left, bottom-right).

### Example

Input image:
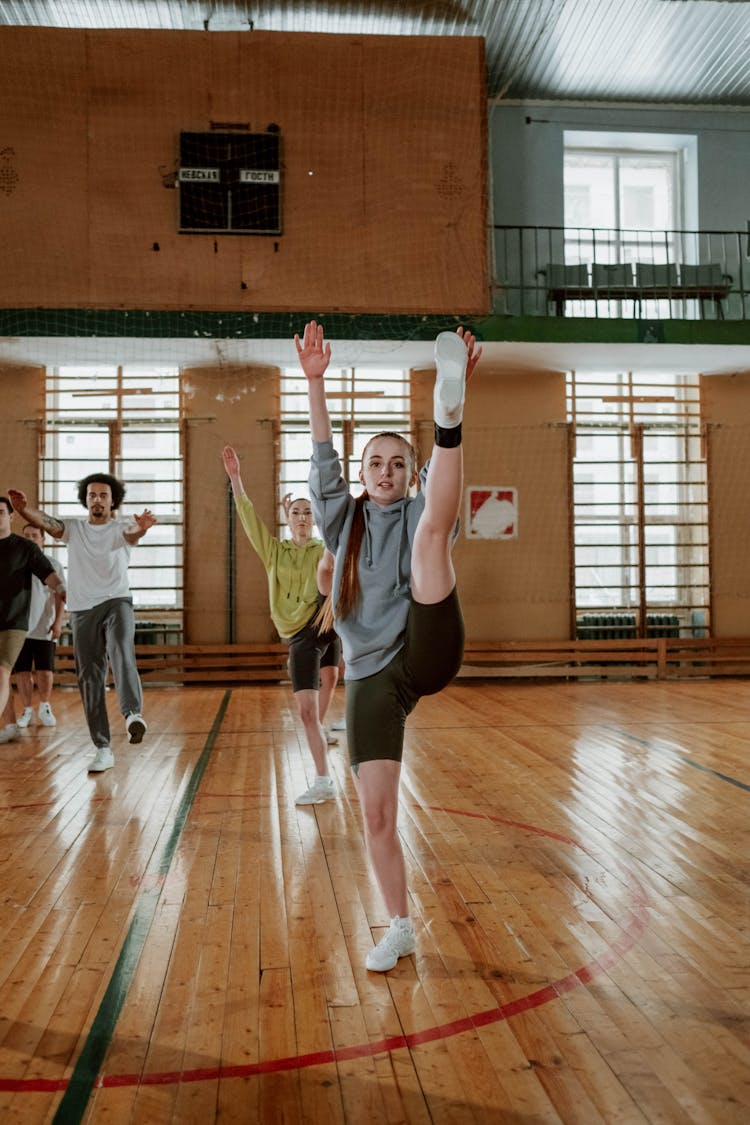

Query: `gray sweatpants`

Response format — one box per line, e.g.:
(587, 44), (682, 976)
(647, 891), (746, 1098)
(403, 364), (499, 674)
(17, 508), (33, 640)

(70, 597), (143, 749)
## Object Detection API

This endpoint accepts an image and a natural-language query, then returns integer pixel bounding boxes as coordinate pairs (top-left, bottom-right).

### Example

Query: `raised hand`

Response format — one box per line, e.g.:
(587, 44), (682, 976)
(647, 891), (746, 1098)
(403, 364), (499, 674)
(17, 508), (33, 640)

(457, 327), (483, 383)
(294, 320), (332, 381)
(7, 488), (27, 512)
(133, 509), (157, 533)
(281, 491), (293, 519)
(222, 445), (241, 479)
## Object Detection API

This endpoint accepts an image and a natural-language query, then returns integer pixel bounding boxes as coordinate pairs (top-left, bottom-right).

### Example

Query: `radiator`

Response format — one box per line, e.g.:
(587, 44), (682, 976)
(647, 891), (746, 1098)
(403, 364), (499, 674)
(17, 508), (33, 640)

(576, 613), (681, 639)
(576, 613), (637, 640)
(645, 614), (681, 638)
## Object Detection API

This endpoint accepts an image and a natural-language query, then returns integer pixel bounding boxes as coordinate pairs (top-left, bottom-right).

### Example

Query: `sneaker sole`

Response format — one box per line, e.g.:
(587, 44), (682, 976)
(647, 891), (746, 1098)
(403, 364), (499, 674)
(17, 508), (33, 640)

(366, 944), (416, 972)
(127, 720), (146, 744)
(434, 331), (467, 383)
(295, 790), (336, 805)
(88, 760), (114, 773)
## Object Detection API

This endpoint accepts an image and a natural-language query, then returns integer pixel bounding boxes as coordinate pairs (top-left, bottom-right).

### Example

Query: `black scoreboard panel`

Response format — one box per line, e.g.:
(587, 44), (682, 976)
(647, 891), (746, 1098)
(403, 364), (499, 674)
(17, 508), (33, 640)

(178, 132), (281, 235)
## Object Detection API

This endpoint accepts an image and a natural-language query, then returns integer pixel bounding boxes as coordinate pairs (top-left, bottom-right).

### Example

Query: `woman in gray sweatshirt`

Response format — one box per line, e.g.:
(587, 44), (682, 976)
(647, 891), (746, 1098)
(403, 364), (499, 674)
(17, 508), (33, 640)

(296, 320), (481, 973)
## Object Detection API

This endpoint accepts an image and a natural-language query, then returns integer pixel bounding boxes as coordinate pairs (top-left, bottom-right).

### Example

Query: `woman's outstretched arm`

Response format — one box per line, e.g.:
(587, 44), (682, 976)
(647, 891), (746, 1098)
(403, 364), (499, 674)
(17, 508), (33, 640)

(295, 320), (333, 442)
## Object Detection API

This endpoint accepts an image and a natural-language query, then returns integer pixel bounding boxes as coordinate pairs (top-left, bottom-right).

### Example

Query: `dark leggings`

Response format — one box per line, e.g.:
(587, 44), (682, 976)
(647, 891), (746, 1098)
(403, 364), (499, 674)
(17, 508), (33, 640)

(345, 588), (464, 766)
(287, 617), (341, 693)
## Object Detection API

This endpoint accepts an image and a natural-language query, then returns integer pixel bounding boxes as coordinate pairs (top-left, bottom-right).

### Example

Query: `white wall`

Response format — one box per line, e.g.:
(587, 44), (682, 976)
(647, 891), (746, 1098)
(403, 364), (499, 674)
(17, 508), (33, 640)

(490, 101), (750, 231)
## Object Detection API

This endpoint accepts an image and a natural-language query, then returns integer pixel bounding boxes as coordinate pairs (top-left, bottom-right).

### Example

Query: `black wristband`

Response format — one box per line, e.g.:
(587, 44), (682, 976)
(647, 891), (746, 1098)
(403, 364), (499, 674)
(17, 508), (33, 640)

(434, 422), (462, 448)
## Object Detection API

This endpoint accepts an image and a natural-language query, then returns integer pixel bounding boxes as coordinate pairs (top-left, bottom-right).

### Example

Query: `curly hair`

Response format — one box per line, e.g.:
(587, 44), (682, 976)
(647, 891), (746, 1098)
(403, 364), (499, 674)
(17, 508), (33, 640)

(77, 473), (126, 510)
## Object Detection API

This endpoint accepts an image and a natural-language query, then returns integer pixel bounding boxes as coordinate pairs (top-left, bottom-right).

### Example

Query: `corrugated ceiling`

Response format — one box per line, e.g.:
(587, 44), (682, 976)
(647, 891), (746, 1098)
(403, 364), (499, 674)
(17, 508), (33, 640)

(2, 0), (750, 105)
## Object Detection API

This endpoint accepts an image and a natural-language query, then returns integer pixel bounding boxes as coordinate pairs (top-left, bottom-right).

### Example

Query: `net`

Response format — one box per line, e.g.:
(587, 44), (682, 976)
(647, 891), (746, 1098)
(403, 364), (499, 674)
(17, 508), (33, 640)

(0, 22), (487, 644)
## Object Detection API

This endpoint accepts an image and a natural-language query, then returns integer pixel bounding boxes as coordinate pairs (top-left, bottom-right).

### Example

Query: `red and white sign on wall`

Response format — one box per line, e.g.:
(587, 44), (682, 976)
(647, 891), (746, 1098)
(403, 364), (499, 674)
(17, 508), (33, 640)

(465, 487), (518, 540)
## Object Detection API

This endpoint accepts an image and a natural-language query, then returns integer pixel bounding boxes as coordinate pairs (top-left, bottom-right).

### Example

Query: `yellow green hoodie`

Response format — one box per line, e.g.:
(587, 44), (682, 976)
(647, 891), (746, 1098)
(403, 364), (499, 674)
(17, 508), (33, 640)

(235, 491), (324, 639)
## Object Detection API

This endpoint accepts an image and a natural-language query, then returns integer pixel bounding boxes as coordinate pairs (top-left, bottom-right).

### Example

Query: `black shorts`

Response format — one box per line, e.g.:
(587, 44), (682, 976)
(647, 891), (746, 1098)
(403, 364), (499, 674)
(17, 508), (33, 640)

(345, 587), (464, 767)
(12, 637), (56, 674)
(286, 618), (341, 693)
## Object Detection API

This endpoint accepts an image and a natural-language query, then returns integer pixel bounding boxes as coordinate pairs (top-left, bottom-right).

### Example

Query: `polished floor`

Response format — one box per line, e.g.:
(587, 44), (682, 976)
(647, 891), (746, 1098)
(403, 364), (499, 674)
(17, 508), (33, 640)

(0, 678), (748, 1123)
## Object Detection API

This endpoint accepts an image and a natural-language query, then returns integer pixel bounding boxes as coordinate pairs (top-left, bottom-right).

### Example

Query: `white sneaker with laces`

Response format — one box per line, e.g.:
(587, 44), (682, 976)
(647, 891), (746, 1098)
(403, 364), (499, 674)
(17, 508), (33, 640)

(295, 776), (335, 805)
(366, 916), (416, 972)
(126, 713), (147, 744)
(434, 331), (468, 429)
(0, 723), (19, 745)
(17, 707), (35, 728)
(88, 746), (114, 773)
(37, 702), (56, 727)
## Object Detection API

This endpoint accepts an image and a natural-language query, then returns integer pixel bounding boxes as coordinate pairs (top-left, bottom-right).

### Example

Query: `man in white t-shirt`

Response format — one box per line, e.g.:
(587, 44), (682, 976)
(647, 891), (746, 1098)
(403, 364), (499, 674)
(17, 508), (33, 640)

(12, 524), (66, 728)
(8, 475), (156, 773)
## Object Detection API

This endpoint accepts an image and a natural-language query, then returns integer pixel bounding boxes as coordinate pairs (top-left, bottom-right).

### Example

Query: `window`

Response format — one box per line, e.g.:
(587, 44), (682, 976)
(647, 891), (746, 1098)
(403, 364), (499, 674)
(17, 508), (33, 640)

(568, 370), (708, 634)
(41, 366), (183, 619)
(563, 131), (695, 318)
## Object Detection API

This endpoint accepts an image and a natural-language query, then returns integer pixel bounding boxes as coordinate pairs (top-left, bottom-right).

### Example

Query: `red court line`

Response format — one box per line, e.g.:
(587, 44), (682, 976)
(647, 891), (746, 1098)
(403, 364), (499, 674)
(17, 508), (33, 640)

(0, 796), (111, 812)
(1, 804), (649, 1094)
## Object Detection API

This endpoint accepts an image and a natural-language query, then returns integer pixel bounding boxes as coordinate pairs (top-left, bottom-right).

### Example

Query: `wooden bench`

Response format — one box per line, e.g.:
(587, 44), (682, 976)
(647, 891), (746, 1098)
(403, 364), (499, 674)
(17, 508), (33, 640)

(50, 638), (750, 686)
(540, 262), (733, 318)
(545, 282), (733, 319)
(53, 643), (290, 686)
(460, 637), (750, 680)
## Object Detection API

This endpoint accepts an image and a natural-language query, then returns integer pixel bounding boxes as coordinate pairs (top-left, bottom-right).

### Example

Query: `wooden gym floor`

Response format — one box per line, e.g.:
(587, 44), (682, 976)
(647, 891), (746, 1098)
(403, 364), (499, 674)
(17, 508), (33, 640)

(0, 677), (748, 1124)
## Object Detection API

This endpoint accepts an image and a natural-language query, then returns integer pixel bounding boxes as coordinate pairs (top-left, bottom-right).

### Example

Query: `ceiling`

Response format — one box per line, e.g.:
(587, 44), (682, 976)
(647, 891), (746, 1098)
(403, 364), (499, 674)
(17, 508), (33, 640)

(3, 1), (750, 372)
(2, 0), (750, 106)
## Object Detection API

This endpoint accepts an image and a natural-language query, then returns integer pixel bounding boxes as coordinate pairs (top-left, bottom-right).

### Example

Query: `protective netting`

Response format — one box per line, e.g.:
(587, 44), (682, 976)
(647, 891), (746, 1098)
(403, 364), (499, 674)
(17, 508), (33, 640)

(1, 23), (489, 643)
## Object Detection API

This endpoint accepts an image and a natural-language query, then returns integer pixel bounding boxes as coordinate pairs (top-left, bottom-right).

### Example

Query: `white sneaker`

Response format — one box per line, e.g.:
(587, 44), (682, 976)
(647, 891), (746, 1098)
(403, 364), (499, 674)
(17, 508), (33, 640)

(126, 713), (147, 744)
(366, 916), (416, 972)
(325, 727), (339, 745)
(17, 707), (34, 728)
(330, 718), (347, 731)
(37, 702), (56, 727)
(295, 776), (335, 805)
(434, 331), (468, 429)
(0, 723), (19, 745)
(88, 746), (114, 773)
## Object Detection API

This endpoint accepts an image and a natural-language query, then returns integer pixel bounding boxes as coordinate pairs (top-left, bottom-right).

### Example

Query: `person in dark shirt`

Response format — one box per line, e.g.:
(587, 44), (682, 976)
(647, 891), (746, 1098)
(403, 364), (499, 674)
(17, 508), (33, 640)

(0, 496), (66, 744)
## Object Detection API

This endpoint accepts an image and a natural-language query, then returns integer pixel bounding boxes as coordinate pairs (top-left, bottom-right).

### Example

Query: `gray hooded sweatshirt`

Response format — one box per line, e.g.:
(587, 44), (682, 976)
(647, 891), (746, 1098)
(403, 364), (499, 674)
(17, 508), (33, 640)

(309, 438), (428, 681)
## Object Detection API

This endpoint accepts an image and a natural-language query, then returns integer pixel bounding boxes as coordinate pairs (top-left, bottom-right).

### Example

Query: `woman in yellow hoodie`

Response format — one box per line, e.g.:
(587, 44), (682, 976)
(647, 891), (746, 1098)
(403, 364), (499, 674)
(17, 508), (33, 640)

(222, 446), (340, 805)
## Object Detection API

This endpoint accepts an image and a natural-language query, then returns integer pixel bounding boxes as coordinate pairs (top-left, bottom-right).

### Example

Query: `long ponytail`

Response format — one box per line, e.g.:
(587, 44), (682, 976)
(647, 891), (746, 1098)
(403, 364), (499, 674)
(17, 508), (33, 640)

(336, 492), (368, 620)
(314, 493), (367, 633)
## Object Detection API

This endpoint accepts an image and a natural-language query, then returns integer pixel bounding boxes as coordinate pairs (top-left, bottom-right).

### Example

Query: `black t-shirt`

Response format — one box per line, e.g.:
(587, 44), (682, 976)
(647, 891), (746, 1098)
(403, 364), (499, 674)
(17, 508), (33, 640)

(0, 534), (55, 631)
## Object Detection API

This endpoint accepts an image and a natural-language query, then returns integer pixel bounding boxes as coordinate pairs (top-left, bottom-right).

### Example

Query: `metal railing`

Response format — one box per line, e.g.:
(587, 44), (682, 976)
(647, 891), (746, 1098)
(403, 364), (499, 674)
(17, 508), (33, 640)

(492, 225), (749, 320)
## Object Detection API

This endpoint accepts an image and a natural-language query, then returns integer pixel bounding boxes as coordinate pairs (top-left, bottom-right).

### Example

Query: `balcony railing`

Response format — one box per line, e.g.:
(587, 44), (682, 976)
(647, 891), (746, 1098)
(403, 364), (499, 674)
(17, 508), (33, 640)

(492, 226), (750, 320)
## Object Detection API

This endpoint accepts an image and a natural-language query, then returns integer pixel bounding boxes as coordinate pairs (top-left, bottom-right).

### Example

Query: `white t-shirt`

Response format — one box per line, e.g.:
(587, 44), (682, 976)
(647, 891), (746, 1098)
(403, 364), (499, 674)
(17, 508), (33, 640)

(27, 554), (66, 640)
(61, 518), (133, 612)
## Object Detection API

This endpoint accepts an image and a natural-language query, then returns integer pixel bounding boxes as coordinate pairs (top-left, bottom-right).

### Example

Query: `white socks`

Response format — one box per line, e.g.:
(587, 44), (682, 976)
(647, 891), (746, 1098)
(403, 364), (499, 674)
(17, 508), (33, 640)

(434, 331), (468, 430)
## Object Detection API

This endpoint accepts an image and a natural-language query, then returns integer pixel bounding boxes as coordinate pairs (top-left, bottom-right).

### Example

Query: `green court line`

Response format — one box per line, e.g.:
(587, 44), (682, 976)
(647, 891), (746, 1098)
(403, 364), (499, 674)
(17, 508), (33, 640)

(611, 724), (750, 793)
(52, 689), (232, 1124)
(678, 754), (750, 793)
